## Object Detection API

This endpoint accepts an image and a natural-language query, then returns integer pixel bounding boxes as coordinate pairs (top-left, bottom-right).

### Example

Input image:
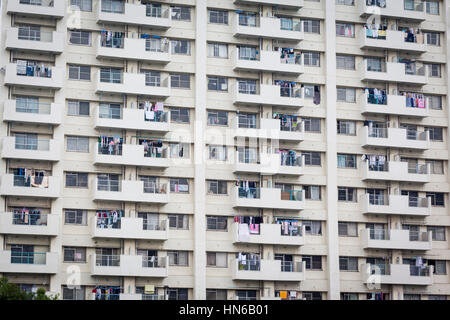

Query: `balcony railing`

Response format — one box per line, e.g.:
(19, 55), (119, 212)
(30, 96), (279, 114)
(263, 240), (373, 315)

(12, 212), (48, 226)
(18, 28), (53, 42)
(404, 0), (424, 12)
(238, 258), (261, 271)
(15, 138), (49, 151)
(97, 179), (120, 192)
(21, 0), (55, 7)
(10, 251), (47, 264)
(101, 1), (124, 13)
(15, 102), (51, 114)
(13, 174), (49, 188)
(142, 256), (166, 268)
(280, 261), (303, 272)
(143, 220), (167, 231)
(279, 87), (302, 98)
(280, 189), (303, 201)
(95, 254), (120, 267)
(142, 182), (167, 194)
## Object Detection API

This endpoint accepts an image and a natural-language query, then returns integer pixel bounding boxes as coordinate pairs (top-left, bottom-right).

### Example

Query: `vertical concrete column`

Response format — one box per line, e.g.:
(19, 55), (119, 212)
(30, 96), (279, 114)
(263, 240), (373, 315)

(324, 0), (341, 300)
(49, 7), (68, 297)
(193, 0), (207, 300)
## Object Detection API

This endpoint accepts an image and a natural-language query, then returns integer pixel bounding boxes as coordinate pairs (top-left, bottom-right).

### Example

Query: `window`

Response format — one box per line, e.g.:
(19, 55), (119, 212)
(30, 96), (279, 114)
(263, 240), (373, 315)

(236, 290), (257, 301)
(206, 252), (227, 267)
(62, 286), (85, 300)
(427, 226), (446, 241)
(303, 292), (322, 300)
(208, 42), (228, 58)
(337, 87), (356, 102)
(303, 20), (320, 33)
(404, 294), (421, 300)
(65, 172), (88, 188)
(168, 251), (189, 266)
(425, 95), (442, 110)
(303, 220), (322, 235)
(304, 185), (321, 200)
(339, 257), (358, 271)
(168, 214), (189, 230)
(337, 154), (357, 168)
(303, 151), (321, 166)
(336, 0), (354, 5)
(70, 0), (92, 12)
(428, 295), (446, 300)
(67, 100), (89, 116)
(170, 73), (190, 89)
(68, 65), (91, 81)
(64, 209), (87, 225)
(428, 260), (447, 275)
(207, 180), (227, 195)
(208, 145), (227, 161)
(341, 293), (358, 300)
(100, 67), (121, 83)
(170, 178), (189, 193)
(206, 289), (227, 300)
(336, 55), (355, 70)
(208, 9), (228, 24)
(169, 143), (190, 159)
(207, 110), (228, 126)
(167, 288), (188, 300)
(303, 84), (320, 100)
(338, 188), (357, 202)
(206, 216), (227, 231)
(426, 0), (439, 15)
(338, 222), (358, 236)
(426, 160), (444, 174)
(303, 52), (320, 67)
(426, 192), (445, 207)
(170, 107), (190, 123)
(427, 64), (441, 77)
(66, 136), (89, 152)
(171, 39), (191, 55)
(207, 77), (228, 92)
(337, 120), (356, 135)
(171, 6), (191, 21)
(63, 247), (86, 262)
(425, 126), (443, 141)
(303, 117), (321, 133)
(336, 23), (355, 37)
(69, 30), (91, 45)
(302, 256), (322, 270)
(426, 32), (440, 46)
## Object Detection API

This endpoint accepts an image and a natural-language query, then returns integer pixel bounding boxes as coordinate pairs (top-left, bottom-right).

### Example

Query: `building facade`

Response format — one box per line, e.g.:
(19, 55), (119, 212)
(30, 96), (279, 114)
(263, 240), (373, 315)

(0, 0), (450, 300)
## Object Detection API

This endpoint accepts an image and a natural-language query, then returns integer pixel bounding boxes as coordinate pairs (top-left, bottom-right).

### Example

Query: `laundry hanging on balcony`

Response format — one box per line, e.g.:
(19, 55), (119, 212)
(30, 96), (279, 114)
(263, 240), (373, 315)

(364, 88), (387, 105)
(96, 210), (124, 229)
(98, 136), (123, 155)
(139, 139), (163, 157)
(403, 92), (425, 108)
(16, 60), (52, 78)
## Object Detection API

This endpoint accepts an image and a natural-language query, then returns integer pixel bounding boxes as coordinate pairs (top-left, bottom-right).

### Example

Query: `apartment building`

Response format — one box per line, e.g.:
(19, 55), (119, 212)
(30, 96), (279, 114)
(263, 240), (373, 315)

(0, 0), (449, 301)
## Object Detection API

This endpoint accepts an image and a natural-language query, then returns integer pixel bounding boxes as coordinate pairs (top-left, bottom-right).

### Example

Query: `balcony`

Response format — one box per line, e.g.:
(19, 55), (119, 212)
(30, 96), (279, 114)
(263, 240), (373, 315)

(97, 3), (171, 29)
(233, 0), (304, 9)
(360, 194), (431, 217)
(6, 0), (65, 18)
(94, 107), (170, 132)
(92, 180), (169, 204)
(231, 223), (305, 246)
(233, 84), (304, 108)
(232, 259), (305, 282)
(93, 144), (169, 168)
(232, 50), (304, 75)
(96, 37), (171, 64)
(360, 126), (430, 151)
(91, 254), (168, 277)
(360, 0), (426, 21)
(360, 93), (429, 118)
(360, 29), (426, 53)
(234, 152), (304, 176)
(5, 28), (65, 54)
(95, 72), (171, 98)
(0, 212), (60, 236)
(233, 16), (304, 42)
(0, 251), (59, 274)
(3, 100), (63, 125)
(1, 136), (61, 161)
(361, 161), (430, 183)
(362, 229), (432, 251)
(90, 217), (168, 241)
(362, 264), (433, 286)
(4, 63), (64, 89)
(0, 174), (61, 199)
(360, 60), (427, 85)
(232, 186), (304, 211)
